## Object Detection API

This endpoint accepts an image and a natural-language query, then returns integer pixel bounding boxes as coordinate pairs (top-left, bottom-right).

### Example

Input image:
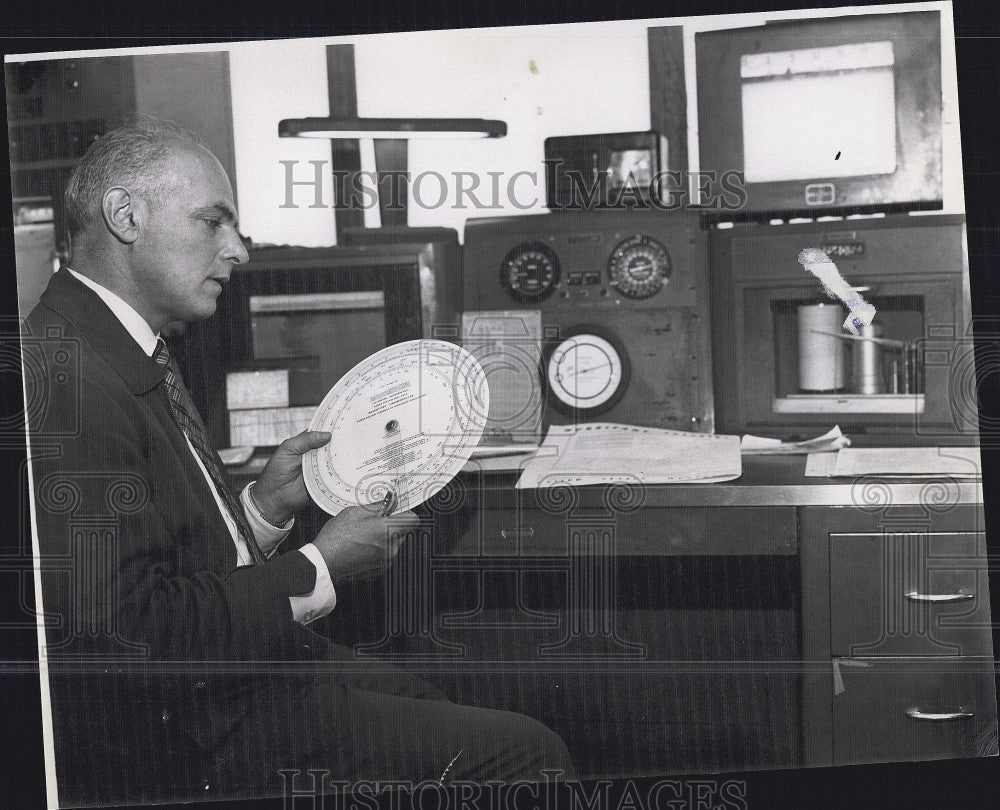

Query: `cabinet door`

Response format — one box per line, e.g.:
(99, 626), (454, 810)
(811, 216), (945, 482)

(830, 531), (991, 657)
(832, 658), (998, 765)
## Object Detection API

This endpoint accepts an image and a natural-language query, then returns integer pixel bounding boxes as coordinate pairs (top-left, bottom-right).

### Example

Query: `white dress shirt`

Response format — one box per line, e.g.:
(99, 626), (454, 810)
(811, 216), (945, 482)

(67, 268), (336, 623)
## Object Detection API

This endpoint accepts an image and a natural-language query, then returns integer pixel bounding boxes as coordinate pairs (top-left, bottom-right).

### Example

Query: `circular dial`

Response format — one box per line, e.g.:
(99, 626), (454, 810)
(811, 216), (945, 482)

(546, 331), (628, 416)
(501, 242), (560, 302)
(608, 235), (671, 299)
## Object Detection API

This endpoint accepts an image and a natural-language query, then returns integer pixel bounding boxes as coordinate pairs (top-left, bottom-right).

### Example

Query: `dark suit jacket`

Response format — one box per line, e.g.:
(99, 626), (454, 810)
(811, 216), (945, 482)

(24, 269), (333, 804)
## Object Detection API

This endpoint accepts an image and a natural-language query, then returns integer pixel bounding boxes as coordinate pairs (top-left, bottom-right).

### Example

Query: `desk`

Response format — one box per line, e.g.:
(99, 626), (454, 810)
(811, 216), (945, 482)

(234, 455), (998, 777)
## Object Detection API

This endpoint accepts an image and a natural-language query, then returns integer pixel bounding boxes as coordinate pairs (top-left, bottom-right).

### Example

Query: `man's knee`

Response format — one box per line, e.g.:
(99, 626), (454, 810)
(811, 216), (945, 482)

(481, 711), (575, 781)
(520, 716), (575, 777)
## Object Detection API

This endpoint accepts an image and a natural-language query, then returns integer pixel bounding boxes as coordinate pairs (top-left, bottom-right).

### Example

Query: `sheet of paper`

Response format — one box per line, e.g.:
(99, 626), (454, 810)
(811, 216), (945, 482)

(804, 451), (838, 477)
(742, 425), (850, 455)
(831, 446), (982, 478)
(227, 369), (290, 410)
(516, 423), (741, 489)
(468, 443), (539, 458)
(229, 406), (316, 447)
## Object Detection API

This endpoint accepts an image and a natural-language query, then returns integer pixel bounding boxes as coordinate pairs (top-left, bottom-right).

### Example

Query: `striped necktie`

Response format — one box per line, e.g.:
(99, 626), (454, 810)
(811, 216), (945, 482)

(153, 338), (265, 565)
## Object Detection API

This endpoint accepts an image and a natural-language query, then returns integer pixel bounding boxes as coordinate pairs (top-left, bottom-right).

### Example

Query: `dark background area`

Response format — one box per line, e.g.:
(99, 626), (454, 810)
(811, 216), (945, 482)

(2, 0), (999, 807)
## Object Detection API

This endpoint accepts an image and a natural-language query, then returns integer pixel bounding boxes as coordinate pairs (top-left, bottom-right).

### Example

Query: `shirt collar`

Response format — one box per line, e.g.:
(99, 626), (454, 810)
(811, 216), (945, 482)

(65, 267), (160, 356)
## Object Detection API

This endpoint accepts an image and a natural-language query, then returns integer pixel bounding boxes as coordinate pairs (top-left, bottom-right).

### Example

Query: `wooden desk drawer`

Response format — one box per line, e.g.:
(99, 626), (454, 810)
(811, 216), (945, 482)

(830, 532), (992, 657)
(832, 658), (998, 765)
(445, 506), (797, 556)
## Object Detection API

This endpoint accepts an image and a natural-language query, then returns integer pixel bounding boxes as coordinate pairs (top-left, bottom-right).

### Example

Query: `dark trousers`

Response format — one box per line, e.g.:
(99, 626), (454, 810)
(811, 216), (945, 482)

(209, 645), (576, 798)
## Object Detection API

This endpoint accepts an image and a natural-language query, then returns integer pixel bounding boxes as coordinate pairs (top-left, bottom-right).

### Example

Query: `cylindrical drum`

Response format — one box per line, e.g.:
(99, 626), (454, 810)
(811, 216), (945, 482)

(798, 303), (846, 392)
(852, 323), (884, 395)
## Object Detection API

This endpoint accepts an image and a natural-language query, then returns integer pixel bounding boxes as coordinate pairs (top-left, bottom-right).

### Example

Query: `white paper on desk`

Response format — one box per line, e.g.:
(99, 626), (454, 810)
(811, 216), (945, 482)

(742, 425), (850, 455)
(468, 443), (539, 458)
(831, 446), (982, 477)
(804, 451), (838, 477)
(515, 423), (741, 489)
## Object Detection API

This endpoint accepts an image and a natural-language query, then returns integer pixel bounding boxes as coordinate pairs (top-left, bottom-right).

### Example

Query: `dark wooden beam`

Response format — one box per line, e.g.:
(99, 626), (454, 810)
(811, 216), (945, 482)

(326, 44), (364, 239)
(648, 26), (688, 185)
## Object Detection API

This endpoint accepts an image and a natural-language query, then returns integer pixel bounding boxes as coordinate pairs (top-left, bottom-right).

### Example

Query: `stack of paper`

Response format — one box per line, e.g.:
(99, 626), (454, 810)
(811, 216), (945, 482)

(229, 406), (316, 447)
(741, 425), (850, 455)
(832, 446), (981, 477)
(805, 446), (982, 478)
(515, 423), (742, 490)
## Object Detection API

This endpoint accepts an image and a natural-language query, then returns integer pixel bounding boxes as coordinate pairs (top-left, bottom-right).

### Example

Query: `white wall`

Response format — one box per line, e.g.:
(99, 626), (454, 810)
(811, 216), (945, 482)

(15, 2), (961, 244)
(227, 21), (653, 244)
(228, 38), (335, 246)
(224, 2), (961, 245)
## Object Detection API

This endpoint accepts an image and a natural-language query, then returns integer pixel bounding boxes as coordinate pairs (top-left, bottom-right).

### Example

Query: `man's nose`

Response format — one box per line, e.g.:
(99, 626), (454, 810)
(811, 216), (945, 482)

(221, 228), (249, 265)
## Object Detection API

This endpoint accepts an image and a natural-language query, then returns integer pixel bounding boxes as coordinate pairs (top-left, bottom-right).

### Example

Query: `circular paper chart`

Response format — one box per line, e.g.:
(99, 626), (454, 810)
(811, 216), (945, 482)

(303, 340), (489, 515)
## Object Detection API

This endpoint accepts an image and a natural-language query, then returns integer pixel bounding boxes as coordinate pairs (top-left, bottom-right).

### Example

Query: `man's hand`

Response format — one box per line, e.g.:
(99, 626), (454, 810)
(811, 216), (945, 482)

(312, 495), (420, 582)
(251, 430), (331, 525)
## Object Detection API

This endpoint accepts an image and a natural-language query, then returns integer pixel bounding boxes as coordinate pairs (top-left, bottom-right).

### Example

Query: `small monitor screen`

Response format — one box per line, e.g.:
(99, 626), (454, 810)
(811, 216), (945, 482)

(740, 41), (897, 183)
(249, 291), (386, 394)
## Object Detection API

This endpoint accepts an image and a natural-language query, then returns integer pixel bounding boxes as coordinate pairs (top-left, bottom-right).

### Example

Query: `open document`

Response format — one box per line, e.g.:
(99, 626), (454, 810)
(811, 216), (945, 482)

(831, 446), (982, 477)
(741, 425), (850, 455)
(805, 446), (982, 478)
(515, 423), (742, 489)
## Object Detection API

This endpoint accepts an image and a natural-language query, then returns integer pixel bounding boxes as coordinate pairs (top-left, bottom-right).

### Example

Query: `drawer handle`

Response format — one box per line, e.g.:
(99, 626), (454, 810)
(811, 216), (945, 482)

(904, 590), (974, 604)
(499, 527), (534, 540)
(906, 708), (974, 722)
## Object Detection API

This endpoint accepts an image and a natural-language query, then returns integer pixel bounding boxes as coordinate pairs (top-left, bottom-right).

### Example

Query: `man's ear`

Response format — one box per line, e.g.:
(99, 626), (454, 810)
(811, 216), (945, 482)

(101, 187), (139, 244)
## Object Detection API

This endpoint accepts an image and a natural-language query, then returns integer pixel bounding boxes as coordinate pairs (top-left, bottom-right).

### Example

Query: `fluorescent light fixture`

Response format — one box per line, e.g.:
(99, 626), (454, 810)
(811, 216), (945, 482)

(279, 117), (507, 139)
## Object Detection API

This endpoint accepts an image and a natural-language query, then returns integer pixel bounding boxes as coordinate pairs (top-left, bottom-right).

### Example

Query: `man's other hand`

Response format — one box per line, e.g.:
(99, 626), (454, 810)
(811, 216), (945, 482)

(252, 430), (331, 525)
(312, 501), (420, 582)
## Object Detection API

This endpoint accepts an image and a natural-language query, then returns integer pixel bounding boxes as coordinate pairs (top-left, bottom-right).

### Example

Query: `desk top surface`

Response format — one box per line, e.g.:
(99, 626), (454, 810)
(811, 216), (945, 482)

(457, 455), (984, 508)
(229, 452), (984, 509)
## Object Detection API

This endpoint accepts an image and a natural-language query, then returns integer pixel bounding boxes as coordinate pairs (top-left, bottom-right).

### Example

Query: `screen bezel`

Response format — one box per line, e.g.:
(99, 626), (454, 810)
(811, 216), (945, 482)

(176, 244), (428, 450)
(695, 11), (942, 221)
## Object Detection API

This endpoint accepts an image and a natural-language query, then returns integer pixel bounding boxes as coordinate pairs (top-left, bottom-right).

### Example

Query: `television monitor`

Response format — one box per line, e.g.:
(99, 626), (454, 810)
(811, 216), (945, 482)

(175, 238), (459, 450)
(695, 11), (942, 218)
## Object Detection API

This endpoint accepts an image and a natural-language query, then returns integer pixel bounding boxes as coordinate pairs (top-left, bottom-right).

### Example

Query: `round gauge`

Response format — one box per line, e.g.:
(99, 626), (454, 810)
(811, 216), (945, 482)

(545, 328), (629, 416)
(608, 235), (671, 299)
(501, 242), (560, 303)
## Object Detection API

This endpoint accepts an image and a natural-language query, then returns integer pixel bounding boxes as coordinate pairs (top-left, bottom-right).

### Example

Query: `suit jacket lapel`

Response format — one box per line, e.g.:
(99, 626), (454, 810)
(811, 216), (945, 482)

(37, 269), (239, 566)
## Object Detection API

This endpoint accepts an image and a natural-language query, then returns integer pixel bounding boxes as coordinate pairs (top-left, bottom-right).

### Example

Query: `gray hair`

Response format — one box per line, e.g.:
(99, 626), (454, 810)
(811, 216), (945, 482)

(63, 116), (207, 239)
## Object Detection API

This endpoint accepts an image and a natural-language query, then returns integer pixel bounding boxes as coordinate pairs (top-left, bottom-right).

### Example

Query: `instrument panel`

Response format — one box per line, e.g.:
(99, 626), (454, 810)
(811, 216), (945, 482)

(501, 242), (561, 302)
(499, 233), (674, 304)
(463, 210), (714, 433)
(608, 234), (671, 298)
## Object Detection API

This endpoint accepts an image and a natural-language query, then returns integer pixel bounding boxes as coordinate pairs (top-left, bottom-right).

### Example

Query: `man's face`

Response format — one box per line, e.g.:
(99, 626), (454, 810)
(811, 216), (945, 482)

(129, 144), (248, 329)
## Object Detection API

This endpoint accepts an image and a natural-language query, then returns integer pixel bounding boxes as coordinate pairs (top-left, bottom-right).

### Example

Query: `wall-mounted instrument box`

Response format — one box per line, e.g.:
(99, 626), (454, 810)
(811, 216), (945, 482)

(342, 225), (462, 338)
(709, 214), (976, 445)
(544, 131), (669, 209)
(696, 10), (942, 219)
(177, 233), (461, 450)
(462, 210), (713, 438)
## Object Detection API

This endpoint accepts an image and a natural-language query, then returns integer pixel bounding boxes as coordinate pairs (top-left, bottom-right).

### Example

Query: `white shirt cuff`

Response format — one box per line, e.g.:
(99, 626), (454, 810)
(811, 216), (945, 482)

(240, 482), (293, 557)
(289, 543), (337, 624)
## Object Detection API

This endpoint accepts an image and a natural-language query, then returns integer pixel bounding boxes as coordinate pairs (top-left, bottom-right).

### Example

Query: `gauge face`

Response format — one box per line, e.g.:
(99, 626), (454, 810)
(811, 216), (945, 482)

(608, 235), (670, 299)
(546, 332), (627, 415)
(501, 242), (560, 302)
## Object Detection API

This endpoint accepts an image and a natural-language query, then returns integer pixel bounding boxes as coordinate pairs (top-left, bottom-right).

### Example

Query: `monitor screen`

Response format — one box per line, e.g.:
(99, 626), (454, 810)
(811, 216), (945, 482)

(696, 11), (942, 217)
(740, 42), (897, 183)
(249, 291), (386, 393)
(175, 244), (435, 449)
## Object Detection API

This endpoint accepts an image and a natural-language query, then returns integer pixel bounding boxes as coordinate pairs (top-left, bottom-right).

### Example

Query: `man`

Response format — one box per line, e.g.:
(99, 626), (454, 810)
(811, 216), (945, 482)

(22, 118), (574, 806)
